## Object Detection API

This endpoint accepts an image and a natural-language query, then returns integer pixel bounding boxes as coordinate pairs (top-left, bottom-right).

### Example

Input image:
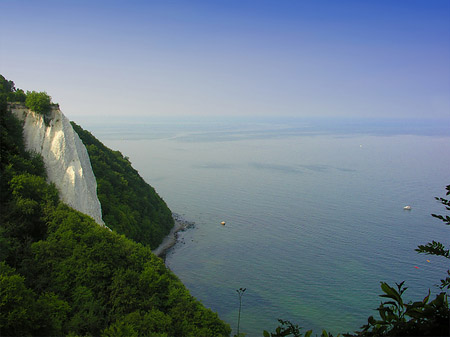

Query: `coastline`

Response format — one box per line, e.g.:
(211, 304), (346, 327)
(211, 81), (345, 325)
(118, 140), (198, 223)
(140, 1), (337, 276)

(152, 213), (194, 258)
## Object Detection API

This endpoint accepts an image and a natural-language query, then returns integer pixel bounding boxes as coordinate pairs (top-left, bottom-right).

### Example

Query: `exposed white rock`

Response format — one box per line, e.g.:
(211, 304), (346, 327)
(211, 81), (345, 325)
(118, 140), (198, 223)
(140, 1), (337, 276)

(10, 104), (105, 226)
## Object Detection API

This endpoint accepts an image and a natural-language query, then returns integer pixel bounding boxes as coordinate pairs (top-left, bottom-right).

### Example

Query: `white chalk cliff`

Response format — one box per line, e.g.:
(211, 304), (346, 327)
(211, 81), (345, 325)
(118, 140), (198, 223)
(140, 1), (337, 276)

(10, 104), (105, 226)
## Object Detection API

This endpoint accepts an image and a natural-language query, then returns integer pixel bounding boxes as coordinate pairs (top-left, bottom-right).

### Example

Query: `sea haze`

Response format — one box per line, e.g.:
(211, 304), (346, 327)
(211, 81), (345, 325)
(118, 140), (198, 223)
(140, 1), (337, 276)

(85, 117), (450, 336)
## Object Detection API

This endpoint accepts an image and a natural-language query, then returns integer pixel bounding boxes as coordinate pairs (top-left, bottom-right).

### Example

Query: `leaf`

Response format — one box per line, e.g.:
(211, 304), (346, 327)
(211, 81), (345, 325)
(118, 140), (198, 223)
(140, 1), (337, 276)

(395, 281), (407, 295)
(396, 280), (405, 289)
(305, 330), (313, 337)
(432, 292), (446, 307)
(416, 241), (450, 258)
(406, 308), (425, 319)
(263, 330), (270, 337)
(321, 330), (329, 337)
(380, 282), (396, 297)
(380, 282), (403, 307)
(379, 299), (398, 306)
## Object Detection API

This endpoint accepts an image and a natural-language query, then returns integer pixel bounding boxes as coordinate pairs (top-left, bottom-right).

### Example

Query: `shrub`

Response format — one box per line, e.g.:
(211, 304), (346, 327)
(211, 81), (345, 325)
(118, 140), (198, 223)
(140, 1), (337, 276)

(25, 91), (52, 115)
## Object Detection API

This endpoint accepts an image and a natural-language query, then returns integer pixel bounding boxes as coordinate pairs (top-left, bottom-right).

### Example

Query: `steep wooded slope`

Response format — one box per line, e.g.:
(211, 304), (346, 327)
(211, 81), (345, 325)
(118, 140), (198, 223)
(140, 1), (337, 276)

(71, 122), (174, 249)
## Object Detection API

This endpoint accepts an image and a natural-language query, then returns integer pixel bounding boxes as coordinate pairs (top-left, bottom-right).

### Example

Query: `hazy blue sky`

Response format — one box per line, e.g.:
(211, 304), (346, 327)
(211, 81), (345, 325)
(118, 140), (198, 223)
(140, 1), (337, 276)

(1, 0), (449, 120)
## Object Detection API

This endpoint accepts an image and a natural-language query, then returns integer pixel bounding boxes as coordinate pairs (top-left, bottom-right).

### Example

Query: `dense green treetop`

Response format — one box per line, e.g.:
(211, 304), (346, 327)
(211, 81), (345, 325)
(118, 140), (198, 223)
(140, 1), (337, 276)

(1, 75), (52, 123)
(24, 91), (52, 115)
(0, 75), (26, 113)
(0, 75), (15, 94)
(71, 122), (174, 249)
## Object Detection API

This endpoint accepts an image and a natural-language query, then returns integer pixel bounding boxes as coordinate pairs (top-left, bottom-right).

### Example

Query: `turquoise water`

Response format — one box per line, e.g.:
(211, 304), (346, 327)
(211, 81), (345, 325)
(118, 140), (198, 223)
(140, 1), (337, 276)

(86, 118), (449, 336)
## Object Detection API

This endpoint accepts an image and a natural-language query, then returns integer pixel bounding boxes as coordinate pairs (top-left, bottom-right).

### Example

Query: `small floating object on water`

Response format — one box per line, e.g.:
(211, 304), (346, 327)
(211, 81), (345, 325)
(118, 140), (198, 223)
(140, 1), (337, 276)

(414, 266), (419, 269)
(220, 221), (226, 225)
(427, 259), (430, 263)
(403, 205), (411, 210)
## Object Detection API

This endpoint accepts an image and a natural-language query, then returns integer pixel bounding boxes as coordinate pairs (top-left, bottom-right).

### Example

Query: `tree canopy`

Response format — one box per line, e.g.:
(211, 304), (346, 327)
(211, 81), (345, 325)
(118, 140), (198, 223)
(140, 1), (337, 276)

(25, 91), (52, 115)
(0, 75), (26, 113)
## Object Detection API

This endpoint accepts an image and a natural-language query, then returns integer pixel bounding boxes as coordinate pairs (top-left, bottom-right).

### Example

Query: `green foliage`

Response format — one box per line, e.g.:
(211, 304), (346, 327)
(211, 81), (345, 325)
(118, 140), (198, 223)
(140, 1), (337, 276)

(0, 262), (36, 336)
(11, 89), (26, 102)
(416, 184), (450, 289)
(432, 185), (450, 222)
(263, 319), (304, 337)
(0, 75), (15, 94)
(0, 74), (26, 114)
(263, 320), (338, 337)
(1, 103), (230, 336)
(0, 262), (70, 336)
(1, 100), (53, 271)
(1, 102), (26, 171)
(71, 122), (174, 249)
(354, 281), (449, 336)
(25, 90), (52, 115)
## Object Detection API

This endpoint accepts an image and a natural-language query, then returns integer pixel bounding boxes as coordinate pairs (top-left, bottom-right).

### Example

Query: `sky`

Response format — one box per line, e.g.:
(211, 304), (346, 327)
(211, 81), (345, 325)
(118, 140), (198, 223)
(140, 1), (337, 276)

(1, 0), (449, 121)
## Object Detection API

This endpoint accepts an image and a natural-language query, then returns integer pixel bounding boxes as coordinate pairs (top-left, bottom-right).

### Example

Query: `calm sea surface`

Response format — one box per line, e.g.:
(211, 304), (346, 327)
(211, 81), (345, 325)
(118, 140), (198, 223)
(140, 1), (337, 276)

(83, 117), (449, 336)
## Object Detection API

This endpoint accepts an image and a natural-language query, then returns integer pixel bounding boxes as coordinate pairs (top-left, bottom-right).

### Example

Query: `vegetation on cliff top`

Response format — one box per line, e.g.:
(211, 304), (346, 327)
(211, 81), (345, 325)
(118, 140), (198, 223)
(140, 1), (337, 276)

(24, 91), (52, 115)
(1, 75), (56, 127)
(0, 75), (26, 106)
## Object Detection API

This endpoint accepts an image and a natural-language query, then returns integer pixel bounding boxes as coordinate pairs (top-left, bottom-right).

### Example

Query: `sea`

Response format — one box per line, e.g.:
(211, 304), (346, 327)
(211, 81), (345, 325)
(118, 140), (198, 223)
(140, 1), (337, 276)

(81, 116), (450, 336)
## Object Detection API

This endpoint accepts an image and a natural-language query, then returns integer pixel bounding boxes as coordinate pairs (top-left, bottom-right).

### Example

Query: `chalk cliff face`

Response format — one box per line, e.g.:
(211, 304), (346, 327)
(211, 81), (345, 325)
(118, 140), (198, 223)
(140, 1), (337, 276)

(11, 104), (105, 226)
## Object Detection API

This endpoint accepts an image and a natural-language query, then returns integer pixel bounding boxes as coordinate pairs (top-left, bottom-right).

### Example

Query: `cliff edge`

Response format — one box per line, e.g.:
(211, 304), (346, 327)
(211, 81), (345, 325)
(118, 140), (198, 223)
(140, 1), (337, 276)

(9, 103), (105, 226)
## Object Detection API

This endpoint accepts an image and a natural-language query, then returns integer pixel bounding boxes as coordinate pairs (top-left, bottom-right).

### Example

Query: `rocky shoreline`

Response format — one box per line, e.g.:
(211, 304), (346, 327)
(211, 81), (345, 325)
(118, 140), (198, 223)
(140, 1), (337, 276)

(152, 213), (195, 258)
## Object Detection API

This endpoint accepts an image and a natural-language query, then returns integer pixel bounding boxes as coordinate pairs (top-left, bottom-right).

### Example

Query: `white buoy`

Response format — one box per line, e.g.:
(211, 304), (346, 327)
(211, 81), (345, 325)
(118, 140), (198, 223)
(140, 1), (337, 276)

(403, 205), (411, 210)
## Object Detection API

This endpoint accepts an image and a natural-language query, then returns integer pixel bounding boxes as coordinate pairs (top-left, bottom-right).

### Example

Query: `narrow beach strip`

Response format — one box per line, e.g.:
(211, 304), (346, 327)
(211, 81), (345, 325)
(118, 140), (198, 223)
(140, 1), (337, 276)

(152, 213), (194, 258)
